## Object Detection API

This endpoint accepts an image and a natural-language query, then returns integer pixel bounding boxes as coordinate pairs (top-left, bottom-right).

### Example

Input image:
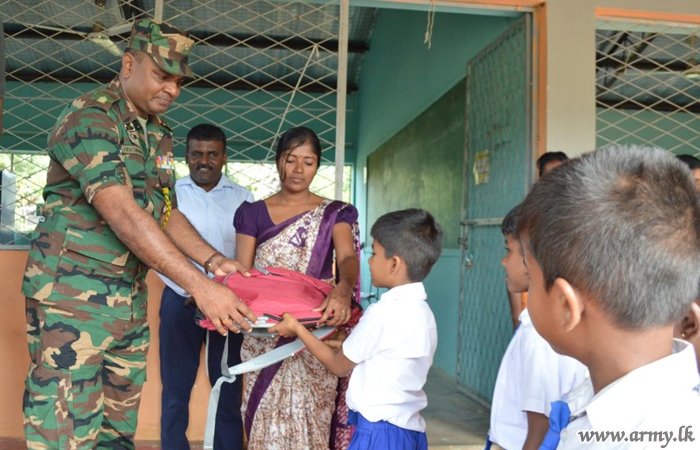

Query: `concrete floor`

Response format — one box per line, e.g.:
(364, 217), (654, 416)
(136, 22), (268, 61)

(424, 368), (490, 450)
(2, 369), (490, 450)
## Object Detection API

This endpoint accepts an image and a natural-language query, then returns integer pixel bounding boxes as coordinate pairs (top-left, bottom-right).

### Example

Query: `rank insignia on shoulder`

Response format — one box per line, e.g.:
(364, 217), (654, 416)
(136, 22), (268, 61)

(156, 155), (175, 170)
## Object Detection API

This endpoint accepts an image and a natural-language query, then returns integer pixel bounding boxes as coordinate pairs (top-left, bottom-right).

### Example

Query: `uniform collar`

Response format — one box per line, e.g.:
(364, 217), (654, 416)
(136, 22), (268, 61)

(178, 174), (233, 192)
(379, 282), (427, 304)
(571, 339), (699, 430)
(518, 307), (531, 326)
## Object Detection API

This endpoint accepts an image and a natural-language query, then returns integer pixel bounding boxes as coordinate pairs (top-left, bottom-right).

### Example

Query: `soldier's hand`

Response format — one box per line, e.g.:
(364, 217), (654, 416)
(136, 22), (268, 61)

(195, 281), (257, 335)
(211, 256), (251, 278)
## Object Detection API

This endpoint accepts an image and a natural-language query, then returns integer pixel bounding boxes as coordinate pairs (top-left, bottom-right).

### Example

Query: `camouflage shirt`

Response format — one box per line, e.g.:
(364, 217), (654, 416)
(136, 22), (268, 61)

(22, 78), (177, 320)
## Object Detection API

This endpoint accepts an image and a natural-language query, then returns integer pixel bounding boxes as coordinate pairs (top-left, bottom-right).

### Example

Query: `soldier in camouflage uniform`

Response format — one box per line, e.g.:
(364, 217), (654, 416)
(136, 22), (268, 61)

(21, 20), (256, 450)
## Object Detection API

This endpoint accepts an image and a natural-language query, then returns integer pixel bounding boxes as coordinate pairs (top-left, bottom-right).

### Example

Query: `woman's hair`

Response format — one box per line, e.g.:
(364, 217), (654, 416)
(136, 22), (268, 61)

(275, 126), (322, 165)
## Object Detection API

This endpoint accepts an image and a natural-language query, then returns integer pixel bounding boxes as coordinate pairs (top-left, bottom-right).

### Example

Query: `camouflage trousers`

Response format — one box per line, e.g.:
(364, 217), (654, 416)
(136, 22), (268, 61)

(24, 298), (150, 450)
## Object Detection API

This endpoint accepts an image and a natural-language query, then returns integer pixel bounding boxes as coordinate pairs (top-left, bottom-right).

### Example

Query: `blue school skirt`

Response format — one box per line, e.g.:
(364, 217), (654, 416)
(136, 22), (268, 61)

(348, 410), (428, 450)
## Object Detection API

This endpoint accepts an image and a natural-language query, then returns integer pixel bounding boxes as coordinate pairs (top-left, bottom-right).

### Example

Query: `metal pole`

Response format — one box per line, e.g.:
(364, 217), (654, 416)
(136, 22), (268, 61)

(334, 0), (349, 201)
(155, 0), (164, 22)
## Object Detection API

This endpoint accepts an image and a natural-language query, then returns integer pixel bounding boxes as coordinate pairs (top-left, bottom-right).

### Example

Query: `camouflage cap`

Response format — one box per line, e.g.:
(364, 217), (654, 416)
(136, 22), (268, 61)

(127, 20), (195, 78)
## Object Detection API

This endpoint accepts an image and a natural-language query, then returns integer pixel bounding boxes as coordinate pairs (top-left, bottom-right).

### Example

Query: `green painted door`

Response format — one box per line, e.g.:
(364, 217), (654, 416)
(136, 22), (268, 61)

(457, 15), (534, 403)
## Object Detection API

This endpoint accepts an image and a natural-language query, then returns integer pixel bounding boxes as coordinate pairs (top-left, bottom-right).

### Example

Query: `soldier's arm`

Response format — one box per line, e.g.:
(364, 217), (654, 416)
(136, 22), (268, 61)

(92, 184), (256, 335)
(163, 209), (246, 276)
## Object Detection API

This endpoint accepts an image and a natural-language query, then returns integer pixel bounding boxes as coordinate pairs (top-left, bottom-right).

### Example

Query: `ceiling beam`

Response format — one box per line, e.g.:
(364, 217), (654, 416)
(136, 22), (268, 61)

(597, 97), (700, 114)
(4, 25), (370, 54)
(597, 52), (693, 74)
(7, 71), (359, 93)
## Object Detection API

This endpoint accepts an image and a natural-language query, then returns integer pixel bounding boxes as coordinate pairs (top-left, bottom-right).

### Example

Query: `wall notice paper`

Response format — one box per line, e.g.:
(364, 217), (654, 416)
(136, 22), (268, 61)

(473, 149), (491, 185)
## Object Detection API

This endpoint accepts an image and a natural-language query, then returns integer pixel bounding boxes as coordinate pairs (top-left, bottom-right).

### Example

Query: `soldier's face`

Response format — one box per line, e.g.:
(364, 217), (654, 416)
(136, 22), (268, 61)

(186, 139), (227, 192)
(123, 52), (184, 117)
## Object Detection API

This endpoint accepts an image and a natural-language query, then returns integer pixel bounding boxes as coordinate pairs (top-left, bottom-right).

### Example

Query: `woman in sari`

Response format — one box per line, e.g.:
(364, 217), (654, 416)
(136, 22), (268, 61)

(234, 126), (360, 450)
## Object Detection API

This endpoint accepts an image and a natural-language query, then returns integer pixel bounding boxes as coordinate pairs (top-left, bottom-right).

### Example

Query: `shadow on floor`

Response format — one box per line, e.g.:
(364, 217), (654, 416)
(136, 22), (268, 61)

(3, 368), (490, 450)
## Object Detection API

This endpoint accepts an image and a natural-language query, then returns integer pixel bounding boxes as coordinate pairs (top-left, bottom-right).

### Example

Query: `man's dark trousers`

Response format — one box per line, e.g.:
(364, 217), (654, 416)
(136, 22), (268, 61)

(160, 286), (243, 450)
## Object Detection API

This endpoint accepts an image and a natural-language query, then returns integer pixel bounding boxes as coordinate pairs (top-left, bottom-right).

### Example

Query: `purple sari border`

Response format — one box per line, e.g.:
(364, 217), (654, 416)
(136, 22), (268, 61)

(255, 203), (314, 248)
(305, 201), (346, 279)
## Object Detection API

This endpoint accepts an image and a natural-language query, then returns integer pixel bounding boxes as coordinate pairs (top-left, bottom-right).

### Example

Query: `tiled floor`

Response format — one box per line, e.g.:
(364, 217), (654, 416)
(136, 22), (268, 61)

(2, 369), (490, 450)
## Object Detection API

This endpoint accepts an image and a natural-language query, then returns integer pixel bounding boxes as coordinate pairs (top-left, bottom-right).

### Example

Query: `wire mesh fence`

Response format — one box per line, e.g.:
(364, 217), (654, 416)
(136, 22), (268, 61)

(0, 0), (364, 246)
(458, 16), (532, 403)
(596, 18), (700, 157)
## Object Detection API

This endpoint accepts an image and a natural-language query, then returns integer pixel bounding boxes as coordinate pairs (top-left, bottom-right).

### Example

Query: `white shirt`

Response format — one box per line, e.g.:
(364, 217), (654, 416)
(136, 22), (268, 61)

(343, 282), (437, 432)
(157, 174), (254, 297)
(490, 309), (588, 450)
(559, 340), (700, 450)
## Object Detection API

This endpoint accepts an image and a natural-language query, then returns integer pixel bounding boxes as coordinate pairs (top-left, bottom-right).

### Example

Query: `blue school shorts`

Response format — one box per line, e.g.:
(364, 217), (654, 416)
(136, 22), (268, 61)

(348, 410), (428, 450)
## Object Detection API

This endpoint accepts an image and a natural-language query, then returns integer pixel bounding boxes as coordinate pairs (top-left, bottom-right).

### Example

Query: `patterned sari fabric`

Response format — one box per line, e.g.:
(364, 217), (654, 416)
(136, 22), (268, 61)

(241, 199), (361, 450)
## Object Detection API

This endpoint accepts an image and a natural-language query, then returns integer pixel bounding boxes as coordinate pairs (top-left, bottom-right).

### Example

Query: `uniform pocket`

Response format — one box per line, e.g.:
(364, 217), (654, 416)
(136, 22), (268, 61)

(24, 364), (75, 445)
(53, 227), (138, 302)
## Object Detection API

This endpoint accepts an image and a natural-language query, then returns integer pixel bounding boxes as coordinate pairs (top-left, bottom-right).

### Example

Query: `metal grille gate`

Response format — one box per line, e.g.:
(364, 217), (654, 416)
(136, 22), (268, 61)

(596, 17), (700, 157)
(0, 0), (357, 247)
(457, 15), (533, 403)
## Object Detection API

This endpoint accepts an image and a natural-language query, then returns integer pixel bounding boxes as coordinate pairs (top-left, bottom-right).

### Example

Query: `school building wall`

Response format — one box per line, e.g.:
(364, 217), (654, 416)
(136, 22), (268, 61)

(545, 0), (700, 157)
(596, 108), (700, 154)
(353, 8), (520, 377)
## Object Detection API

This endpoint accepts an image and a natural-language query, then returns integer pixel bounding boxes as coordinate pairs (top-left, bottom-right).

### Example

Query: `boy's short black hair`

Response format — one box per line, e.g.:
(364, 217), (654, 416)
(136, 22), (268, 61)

(519, 145), (700, 329)
(676, 154), (700, 170)
(186, 123), (227, 150)
(371, 209), (443, 282)
(537, 152), (568, 177)
(501, 203), (522, 238)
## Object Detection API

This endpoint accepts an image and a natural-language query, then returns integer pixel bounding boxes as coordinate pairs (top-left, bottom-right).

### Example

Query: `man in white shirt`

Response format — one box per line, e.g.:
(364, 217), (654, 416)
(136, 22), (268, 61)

(158, 123), (253, 450)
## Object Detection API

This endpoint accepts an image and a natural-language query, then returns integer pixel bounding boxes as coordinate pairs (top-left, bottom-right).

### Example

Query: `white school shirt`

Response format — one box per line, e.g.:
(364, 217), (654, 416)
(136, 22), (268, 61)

(559, 340), (700, 450)
(489, 308), (588, 450)
(343, 282), (438, 432)
(157, 175), (254, 297)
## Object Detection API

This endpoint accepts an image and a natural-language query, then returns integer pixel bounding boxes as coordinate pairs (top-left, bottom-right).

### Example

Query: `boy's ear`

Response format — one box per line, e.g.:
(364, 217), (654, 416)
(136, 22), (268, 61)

(390, 255), (401, 274)
(681, 302), (700, 342)
(552, 278), (584, 332)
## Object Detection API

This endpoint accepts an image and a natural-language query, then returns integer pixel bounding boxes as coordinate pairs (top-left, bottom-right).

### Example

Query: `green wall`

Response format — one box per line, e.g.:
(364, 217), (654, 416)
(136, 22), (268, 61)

(366, 79), (465, 249)
(596, 107), (700, 156)
(355, 9), (520, 376)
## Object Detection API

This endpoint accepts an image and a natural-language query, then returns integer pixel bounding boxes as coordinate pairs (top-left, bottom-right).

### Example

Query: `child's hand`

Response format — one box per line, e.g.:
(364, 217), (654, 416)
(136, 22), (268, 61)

(323, 328), (348, 350)
(269, 313), (301, 338)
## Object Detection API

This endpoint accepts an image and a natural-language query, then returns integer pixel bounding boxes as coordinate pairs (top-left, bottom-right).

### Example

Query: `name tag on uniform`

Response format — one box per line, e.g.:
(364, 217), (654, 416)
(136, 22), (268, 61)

(121, 145), (143, 156)
(156, 155), (175, 170)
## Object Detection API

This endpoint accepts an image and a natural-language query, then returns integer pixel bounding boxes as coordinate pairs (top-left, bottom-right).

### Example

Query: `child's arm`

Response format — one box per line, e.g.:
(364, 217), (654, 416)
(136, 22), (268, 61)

(522, 411), (550, 450)
(269, 313), (357, 377)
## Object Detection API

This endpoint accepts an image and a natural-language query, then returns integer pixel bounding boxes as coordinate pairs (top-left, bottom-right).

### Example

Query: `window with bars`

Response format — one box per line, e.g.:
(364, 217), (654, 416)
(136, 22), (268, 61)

(0, 0), (374, 247)
(596, 18), (700, 157)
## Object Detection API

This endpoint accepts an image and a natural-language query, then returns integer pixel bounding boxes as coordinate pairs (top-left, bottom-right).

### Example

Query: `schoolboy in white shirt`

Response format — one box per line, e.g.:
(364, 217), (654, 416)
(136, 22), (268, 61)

(488, 204), (587, 450)
(272, 208), (442, 450)
(518, 145), (700, 450)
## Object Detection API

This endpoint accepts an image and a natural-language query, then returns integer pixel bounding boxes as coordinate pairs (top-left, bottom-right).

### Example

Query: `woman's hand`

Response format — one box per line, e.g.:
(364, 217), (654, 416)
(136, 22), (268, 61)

(315, 281), (353, 327)
(269, 313), (302, 338)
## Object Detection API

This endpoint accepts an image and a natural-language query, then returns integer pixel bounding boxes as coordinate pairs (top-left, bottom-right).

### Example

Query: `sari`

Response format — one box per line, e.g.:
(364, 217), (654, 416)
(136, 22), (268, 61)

(237, 199), (361, 450)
